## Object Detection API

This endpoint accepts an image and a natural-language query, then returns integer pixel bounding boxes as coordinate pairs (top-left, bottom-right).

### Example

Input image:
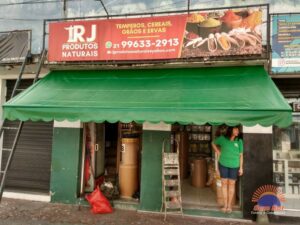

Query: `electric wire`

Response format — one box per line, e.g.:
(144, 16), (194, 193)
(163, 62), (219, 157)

(0, 0), (83, 7)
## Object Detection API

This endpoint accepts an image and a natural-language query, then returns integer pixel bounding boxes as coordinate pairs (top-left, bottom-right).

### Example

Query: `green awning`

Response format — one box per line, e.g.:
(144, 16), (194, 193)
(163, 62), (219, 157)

(3, 66), (292, 127)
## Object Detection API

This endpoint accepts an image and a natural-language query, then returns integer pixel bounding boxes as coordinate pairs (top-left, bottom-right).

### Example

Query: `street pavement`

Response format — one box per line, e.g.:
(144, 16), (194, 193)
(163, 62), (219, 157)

(0, 198), (294, 225)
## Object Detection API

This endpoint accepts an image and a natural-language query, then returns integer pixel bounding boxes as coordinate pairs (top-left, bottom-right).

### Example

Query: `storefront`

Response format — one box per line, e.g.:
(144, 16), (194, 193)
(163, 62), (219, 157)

(2, 65), (292, 219)
(0, 4), (295, 221)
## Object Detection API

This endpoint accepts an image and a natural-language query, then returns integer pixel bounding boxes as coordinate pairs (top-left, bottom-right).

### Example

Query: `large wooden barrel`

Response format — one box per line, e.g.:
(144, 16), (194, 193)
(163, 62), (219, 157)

(119, 164), (138, 198)
(191, 158), (207, 188)
(121, 138), (139, 165)
(119, 138), (139, 198)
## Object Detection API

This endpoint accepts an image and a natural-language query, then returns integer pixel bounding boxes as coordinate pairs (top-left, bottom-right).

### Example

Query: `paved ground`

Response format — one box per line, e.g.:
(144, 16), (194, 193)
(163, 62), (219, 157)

(0, 198), (297, 225)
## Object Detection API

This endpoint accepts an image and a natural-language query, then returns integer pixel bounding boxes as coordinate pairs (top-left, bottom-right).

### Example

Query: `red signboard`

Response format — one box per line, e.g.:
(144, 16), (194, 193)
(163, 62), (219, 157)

(49, 15), (187, 61)
(48, 6), (265, 62)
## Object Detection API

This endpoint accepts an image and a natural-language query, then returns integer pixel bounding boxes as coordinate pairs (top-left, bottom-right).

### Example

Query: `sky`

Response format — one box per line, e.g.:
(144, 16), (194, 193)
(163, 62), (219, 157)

(0, 0), (299, 53)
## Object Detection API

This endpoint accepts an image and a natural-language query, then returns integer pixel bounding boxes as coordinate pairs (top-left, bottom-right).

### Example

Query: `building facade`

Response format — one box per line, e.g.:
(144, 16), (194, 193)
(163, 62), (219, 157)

(0, 1), (300, 222)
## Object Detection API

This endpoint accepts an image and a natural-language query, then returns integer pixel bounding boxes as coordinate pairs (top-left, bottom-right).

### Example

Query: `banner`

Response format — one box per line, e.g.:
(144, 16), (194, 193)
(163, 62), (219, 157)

(271, 14), (300, 74)
(0, 31), (30, 64)
(48, 6), (265, 62)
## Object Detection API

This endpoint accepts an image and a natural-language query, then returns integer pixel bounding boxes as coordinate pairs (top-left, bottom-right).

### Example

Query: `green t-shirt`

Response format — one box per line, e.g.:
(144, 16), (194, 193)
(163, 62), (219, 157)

(213, 135), (243, 168)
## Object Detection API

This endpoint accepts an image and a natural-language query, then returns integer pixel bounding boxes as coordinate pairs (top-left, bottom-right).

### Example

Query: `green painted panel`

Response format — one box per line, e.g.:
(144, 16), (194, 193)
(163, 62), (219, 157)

(50, 127), (82, 204)
(139, 130), (170, 211)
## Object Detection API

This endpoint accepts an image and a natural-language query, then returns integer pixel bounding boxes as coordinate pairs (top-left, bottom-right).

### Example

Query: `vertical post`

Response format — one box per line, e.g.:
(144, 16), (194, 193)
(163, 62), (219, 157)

(63, 0), (67, 18)
(0, 79), (6, 174)
(42, 20), (46, 52)
(80, 124), (86, 196)
(139, 122), (171, 212)
(116, 122), (122, 174)
(187, 0), (190, 14)
(267, 5), (271, 74)
(242, 125), (273, 220)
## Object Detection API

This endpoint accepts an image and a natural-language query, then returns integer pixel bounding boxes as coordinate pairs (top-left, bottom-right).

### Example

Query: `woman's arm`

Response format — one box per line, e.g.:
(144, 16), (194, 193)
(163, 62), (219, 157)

(211, 142), (221, 156)
(211, 142), (221, 176)
(239, 153), (243, 176)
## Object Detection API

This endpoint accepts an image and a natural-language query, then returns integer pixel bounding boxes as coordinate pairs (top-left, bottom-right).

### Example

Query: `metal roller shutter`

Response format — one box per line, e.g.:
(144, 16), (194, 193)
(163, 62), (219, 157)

(1, 79), (53, 193)
(273, 78), (300, 98)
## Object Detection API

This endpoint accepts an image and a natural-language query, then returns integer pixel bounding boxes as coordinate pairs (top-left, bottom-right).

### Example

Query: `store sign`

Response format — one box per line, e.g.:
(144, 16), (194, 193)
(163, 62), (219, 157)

(271, 14), (300, 74)
(0, 31), (30, 63)
(251, 184), (285, 215)
(48, 6), (265, 62)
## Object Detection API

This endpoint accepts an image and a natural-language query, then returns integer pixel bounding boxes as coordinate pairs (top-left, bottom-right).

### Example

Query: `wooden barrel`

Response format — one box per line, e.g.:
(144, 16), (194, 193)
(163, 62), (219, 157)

(121, 138), (139, 165)
(119, 164), (138, 198)
(191, 158), (207, 188)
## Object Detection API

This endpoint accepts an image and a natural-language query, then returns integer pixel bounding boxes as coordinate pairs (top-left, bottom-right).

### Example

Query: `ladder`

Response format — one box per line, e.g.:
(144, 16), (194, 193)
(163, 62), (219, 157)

(161, 138), (183, 220)
(0, 49), (47, 202)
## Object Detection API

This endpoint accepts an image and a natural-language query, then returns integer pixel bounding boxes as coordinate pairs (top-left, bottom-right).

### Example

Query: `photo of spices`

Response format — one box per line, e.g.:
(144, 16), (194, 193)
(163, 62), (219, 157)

(181, 7), (264, 58)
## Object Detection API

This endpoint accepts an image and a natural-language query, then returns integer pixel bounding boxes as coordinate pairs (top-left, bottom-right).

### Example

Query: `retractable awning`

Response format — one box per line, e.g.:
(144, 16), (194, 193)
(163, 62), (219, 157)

(3, 66), (292, 127)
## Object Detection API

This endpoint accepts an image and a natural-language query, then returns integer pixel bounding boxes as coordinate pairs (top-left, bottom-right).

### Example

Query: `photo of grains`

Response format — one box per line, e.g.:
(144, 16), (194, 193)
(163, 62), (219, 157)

(181, 8), (263, 58)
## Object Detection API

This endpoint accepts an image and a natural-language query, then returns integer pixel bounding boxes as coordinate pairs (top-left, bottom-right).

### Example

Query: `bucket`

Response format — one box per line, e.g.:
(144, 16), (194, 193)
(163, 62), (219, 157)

(119, 164), (138, 198)
(191, 158), (207, 188)
(121, 138), (139, 165)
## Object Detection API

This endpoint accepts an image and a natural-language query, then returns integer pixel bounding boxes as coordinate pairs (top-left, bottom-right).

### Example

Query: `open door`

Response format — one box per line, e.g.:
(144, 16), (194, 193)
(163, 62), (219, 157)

(95, 123), (105, 177)
(83, 122), (105, 192)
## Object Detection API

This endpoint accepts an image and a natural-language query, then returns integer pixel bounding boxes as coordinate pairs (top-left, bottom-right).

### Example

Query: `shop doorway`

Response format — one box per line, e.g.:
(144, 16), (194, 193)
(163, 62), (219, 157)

(81, 122), (142, 202)
(171, 124), (241, 211)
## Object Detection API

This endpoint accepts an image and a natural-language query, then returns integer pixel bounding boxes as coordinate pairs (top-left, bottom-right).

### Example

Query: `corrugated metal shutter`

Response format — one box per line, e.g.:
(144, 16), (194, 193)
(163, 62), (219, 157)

(1, 79), (53, 193)
(273, 78), (300, 98)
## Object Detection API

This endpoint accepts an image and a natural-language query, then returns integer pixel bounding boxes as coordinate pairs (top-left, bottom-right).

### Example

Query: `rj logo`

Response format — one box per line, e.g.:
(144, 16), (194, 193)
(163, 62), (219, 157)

(65, 24), (96, 43)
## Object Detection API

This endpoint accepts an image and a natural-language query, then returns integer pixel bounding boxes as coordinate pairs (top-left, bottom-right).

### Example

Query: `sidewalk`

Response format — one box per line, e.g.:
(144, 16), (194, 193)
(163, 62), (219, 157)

(0, 198), (254, 225)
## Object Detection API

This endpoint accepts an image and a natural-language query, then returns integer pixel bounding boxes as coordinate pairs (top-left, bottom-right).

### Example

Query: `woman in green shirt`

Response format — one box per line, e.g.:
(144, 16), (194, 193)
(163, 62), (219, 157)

(211, 126), (244, 213)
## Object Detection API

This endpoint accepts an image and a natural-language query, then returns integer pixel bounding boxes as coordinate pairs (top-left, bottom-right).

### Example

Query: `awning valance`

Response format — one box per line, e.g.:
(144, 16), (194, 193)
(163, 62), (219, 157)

(3, 66), (292, 127)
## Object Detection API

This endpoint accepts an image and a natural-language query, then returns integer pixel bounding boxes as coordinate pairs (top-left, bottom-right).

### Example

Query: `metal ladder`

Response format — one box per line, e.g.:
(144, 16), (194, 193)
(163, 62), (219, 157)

(0, 49), (47, 202)
(161, 139), (183, 220)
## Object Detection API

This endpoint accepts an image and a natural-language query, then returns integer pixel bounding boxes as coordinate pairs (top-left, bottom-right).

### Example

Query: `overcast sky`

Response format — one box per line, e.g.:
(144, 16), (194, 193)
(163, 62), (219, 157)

(0, 0), (299, 53)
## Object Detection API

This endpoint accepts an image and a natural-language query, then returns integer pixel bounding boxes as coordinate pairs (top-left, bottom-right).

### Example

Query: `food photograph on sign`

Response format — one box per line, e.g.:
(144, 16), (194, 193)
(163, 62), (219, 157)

(48, 5), (267, 62)
(181, 7), (265, 58)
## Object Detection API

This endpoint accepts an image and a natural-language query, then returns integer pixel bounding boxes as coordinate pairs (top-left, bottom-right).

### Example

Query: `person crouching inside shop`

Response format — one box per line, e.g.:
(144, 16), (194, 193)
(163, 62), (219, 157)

(212, 126), (244, 213)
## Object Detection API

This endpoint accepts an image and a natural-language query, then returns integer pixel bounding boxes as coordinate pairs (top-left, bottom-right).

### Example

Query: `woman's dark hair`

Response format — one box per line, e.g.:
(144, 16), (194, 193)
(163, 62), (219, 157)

(225, 126), (243, 140)
(215, 125), (227, 137)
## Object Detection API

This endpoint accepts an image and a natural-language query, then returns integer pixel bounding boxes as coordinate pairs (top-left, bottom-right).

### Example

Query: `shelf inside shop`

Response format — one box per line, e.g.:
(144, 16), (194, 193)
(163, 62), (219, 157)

(189, 140), (211, 143)
(188, 153), (210, 157)
(188, 131), (212, 134)
(274, 181), (285, 184)
(285, 194), (300, 199)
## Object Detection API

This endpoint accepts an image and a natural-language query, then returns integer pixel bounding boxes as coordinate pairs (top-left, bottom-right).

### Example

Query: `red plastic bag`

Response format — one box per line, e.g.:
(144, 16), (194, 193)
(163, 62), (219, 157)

(86, 186), (113, 214)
